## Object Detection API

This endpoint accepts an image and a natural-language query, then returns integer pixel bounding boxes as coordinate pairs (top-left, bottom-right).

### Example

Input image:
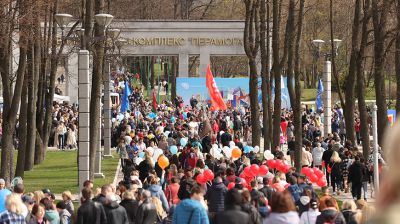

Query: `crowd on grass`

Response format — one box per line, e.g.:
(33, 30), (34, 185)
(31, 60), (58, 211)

(0, 74), (398, 223)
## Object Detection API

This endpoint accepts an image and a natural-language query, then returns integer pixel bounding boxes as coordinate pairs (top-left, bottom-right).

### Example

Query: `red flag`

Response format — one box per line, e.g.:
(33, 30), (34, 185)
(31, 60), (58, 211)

(152, 90), (157, 110)
(206, 65), (227, 111)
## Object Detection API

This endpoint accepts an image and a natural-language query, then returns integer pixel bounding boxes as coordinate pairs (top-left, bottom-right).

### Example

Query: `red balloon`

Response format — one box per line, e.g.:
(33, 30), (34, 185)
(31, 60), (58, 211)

(227, 182), (235, 190)
(204, 170), (214, 181)
(276, 162), (286, 172)
(309, 174), (318, 183)
(196, 174), (207, 184)
(267, 160), (277, 169)
(315, 169), (324, 178)
(244, 166), (251, 175)
(282, 164), (291, 174)
(250, 164), (260, 176)
(258, 165), (269, 176)
(275, 160), (283, 169)
(308, 168), (315, 177)
(317, 178), (327, 187)
(301, 167), (310, 176)
(313, 167), (319, 173)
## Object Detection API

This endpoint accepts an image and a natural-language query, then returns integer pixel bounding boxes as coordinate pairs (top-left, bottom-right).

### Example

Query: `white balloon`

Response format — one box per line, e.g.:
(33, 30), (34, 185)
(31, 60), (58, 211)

(253, 146), (260, 153)
(223, 146), (232, 158)
(229, 141), (235, 148)
(146, 147), (154, 156)
(164, 131), (170, 137)
(212, 144), (219, 150)
(263, 150), (274, 160)
(210, 147), (221, 159)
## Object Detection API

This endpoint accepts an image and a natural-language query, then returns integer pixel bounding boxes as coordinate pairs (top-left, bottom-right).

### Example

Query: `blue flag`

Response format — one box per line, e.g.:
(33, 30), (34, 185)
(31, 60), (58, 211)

(120, 81), (131, 113)
(316, 79), (324, 113)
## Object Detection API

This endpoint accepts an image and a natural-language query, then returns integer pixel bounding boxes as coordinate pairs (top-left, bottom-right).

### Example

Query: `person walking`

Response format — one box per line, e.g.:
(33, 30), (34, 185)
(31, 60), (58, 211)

(205, 176), (227, 220)
(322, 145), (334, 186)
(263, 191), (300, 224)
(312, 143), (324, 169)
(172, 185), (209, 224)
(214, 189), (250, 224)
(329, 151), (343, 195)
(103, 193), (129, 224)
(348, 156), (364, 200)
(316, 198), (346, 224)
(120, 191), (139, 224)
(76, 188), (107, 224)
(136, 190), (158, 224)
(299, 199), (320, 224)
(0, 193), (26, 224)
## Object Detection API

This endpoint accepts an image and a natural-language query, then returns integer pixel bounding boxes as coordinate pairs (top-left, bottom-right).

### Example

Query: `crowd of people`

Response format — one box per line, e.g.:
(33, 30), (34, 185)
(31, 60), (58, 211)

(0, 73), (396, 224)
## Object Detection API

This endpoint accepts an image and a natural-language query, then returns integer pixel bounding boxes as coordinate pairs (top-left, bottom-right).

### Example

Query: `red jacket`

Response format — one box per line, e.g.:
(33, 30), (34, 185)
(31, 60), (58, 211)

(165, 183), (180, 205)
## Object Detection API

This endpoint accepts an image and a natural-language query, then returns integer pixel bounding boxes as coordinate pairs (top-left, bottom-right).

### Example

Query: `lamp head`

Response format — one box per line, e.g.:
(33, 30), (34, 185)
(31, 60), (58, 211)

(312, 39), (325, 49)
(94, 14), (114, 27)
(107, 29), (121, 40)
(54, 14), (73, 29)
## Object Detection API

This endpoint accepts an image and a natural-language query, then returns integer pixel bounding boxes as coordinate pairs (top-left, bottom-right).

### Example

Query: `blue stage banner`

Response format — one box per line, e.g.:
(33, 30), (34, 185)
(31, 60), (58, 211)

(176, 77), (291, 109)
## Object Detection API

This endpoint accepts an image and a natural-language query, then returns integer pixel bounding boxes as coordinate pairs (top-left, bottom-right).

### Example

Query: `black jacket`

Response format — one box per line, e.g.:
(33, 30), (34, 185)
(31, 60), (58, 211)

(93, 194), (108, 206)
(120, 199), (139, 224)
(205, 181), (227, 213)
(259, 186), (275, 202)
(215, 205), (250, 224)
(104, 201), (129, 224)
(76, 200), (107, 224)
(322, 149), (334, 166)
(348, 161), (364, 184)
(136, 199), (158, 224)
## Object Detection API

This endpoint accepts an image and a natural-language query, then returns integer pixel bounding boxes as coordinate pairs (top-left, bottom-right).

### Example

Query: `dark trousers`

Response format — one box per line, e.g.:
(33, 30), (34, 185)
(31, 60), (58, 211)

(325, 170), (331, 186)
(352, 182), (362, 200)
(331, 174), (342, 192)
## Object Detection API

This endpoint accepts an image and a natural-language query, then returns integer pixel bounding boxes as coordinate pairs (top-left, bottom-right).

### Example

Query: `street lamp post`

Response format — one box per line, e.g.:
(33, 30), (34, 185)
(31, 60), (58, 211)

(55, 13), (115, 190)
(312, 39), (342, 137)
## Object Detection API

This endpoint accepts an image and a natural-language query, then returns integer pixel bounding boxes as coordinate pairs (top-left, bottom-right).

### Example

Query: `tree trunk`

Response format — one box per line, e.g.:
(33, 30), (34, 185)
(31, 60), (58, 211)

(344, 0), (362, 146)
(0, 0), (28, 184)
(357, 0), (371, 161)
(25, 16), (40, 171)
(171, 57), (177, 100)
(150, 56), (155, 89)
(294, 0), (305, 171)
(329, 0), (344, 106)
(272, 0), (282, 148)
(396, 0), (400, 114)
(89, 0), (105, 180)
(15, 75), (28, 178)
(372, 0), (390, 145)
(244, 0), (261, 147)
(260, 0), (272, 151)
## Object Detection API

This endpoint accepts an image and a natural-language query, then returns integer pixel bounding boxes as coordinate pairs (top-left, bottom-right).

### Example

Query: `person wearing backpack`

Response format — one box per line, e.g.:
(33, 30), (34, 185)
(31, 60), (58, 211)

(315, 198), (346, 224)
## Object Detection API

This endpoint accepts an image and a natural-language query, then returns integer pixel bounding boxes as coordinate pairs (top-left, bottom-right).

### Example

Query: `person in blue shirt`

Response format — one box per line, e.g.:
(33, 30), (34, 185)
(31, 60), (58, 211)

(173, 185), (209, 224)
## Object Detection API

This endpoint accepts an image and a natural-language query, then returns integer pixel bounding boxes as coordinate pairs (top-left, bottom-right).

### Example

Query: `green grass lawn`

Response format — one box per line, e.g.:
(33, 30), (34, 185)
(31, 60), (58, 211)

(17, 151), (119, 194)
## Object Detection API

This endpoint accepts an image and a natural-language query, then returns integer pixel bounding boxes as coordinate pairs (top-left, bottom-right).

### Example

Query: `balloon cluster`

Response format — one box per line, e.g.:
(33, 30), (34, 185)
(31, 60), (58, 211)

(196, 169), (215, 184)
(301, 167), (326, 187)
(266, 159), (291, 174)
